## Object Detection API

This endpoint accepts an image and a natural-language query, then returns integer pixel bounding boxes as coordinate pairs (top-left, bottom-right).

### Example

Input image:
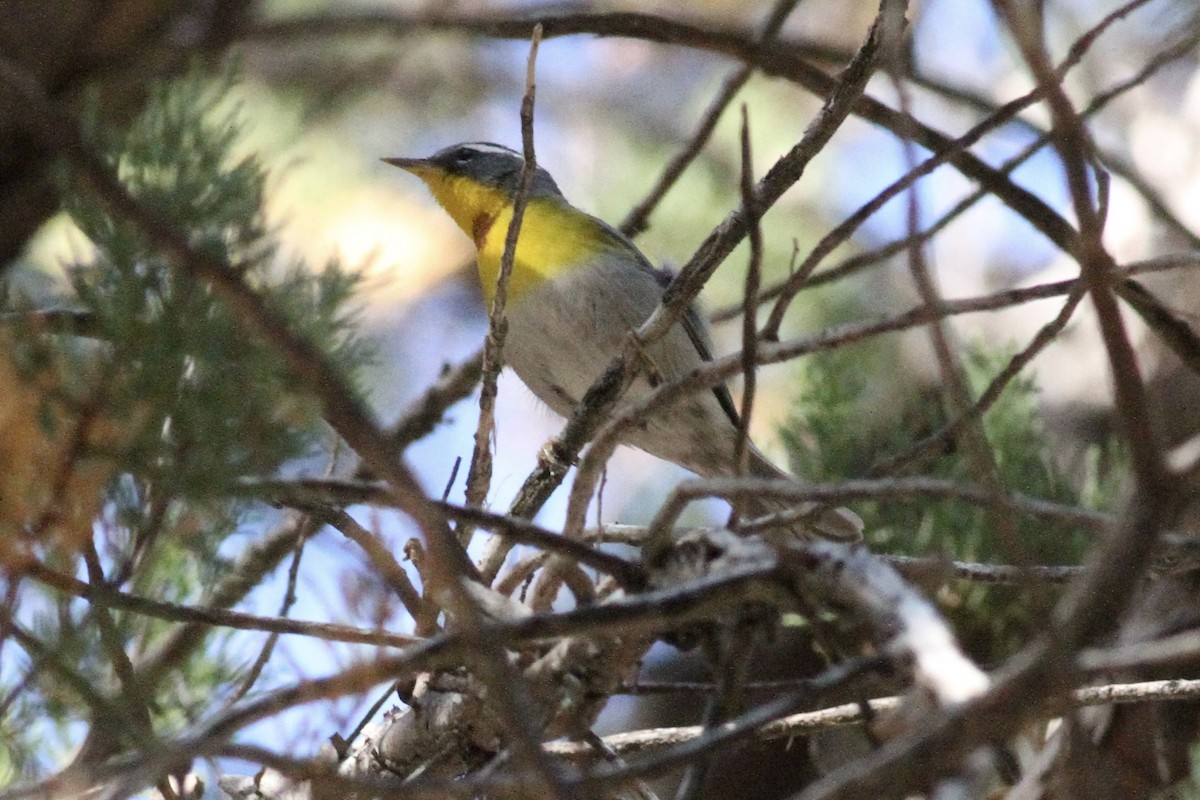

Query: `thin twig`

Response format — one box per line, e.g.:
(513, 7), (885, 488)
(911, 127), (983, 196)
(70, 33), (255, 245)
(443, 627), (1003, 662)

(77, 542), (156, 765)
(23, 559), (419, 648)
(567, 277), (1107, 516)
(343, 682), (399, 755)
(447, 26), (573, 800)
(234, 442), (346, 704)
(1081, 630), (1200, 672)
(440, 455), (462, 502)
(781, 10), (1182, 797)
(999, 0), (1168, 544)
(435, 501), (645, 589)
(893, 68), (1022, 564)
(244, 477), (646, 588)
(319, 507), (438, 633)
(462, 28), (543, 521)
(588, 524), (1088, 584)
(228, 523), (311, 703)
(733, 104), (761, 477)
(0, 606), (147, 754)
(163, 562), (805, 750)
(135, 514), (313, 692)
(871, 287), (1087, 476)
(618, 0), (801, 237)
(882, 554), (1082, 585)
(545, 677), (1200, 759)
(673, 619), (758, 800)
(562, 0), (908, 541)
(368, 349), (484, 472)
(649, 475), (1110, 536)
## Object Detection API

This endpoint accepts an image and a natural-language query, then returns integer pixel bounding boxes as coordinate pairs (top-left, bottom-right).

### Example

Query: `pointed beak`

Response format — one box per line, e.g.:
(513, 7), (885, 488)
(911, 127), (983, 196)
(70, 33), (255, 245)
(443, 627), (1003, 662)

(382, 156), (434, 178)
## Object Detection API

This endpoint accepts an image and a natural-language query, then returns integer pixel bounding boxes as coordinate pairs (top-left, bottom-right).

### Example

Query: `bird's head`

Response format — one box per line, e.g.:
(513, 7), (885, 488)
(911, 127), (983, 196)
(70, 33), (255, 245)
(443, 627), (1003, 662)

(383, 142), (562, 240)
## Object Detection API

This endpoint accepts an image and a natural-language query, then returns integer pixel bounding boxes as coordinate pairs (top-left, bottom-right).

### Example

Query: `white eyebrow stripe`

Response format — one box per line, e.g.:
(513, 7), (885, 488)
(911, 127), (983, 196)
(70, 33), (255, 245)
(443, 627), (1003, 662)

(461, 142), (520, 156)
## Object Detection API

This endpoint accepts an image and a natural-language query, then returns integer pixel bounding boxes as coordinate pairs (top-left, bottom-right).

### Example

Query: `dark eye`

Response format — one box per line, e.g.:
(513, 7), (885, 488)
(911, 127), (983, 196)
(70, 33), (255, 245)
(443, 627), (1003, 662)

(451, 148), (475, 165)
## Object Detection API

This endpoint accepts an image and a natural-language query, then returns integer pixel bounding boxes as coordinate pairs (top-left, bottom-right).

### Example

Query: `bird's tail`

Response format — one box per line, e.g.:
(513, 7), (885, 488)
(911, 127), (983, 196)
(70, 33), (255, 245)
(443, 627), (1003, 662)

(739, 448), (864, 542)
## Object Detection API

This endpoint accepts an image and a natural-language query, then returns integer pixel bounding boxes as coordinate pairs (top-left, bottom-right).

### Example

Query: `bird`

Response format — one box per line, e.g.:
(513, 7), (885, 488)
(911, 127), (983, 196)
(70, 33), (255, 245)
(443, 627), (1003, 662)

(383, 142), (861, 541)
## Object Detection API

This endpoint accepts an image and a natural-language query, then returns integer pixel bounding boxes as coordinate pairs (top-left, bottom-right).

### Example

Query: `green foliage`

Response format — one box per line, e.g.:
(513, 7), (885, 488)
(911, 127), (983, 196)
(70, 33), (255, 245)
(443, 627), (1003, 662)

(0, 69), (373, 776)
(782, 341), (1124, 659)
(63, 70), (372, 499)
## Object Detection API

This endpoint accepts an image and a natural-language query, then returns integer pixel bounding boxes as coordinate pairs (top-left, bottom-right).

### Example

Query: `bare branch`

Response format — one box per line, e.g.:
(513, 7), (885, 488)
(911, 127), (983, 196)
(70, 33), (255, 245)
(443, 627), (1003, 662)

(316, 506), (437, 633)
(249, 477), (646, 588)
(563, 0), (909, 540)
(23, 559), (419, 648)
(546, 677), (1200, 759)
(649, 475), (1111, 535)
(733, 104), (762, 477)
(370, 349), (484, 467)
(463, 26), (543, 521)
(618, 0), (800, 237)
(871, 288), (1087, 477)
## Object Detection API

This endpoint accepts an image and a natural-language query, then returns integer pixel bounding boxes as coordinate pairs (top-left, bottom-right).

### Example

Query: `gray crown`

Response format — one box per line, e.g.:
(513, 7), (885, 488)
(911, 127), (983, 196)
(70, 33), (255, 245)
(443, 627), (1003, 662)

(427, 142), (563, 198)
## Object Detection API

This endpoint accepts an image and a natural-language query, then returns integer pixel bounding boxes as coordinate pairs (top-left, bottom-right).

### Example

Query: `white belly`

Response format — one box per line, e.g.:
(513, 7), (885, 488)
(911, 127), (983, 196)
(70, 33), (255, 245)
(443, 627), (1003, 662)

(502, 259), (742, 477)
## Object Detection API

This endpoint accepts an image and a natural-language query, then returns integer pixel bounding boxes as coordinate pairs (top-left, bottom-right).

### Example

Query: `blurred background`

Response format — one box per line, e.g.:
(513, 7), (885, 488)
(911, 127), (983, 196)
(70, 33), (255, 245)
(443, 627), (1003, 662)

(3, 0), (1200, 795)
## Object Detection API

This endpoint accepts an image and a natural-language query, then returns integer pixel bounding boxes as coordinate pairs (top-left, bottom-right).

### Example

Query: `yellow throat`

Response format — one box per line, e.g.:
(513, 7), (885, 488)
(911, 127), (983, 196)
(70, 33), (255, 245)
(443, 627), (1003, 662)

(412, 166), (607, 304)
